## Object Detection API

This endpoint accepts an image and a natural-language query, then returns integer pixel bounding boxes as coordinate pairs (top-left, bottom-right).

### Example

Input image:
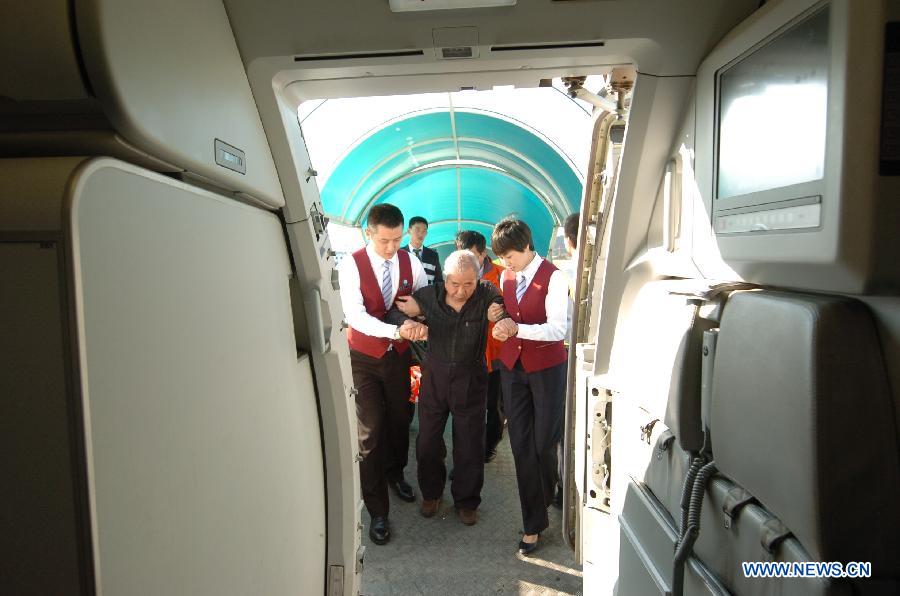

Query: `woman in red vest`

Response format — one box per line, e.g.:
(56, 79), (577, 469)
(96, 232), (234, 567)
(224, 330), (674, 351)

(490, 218), (569, 556)
(337, 203), (428, 546)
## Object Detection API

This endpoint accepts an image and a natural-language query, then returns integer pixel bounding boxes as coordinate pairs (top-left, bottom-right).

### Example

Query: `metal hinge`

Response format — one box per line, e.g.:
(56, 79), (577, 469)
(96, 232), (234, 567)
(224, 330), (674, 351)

(640, 418), (659, 444)
(310, 203), (329, 236)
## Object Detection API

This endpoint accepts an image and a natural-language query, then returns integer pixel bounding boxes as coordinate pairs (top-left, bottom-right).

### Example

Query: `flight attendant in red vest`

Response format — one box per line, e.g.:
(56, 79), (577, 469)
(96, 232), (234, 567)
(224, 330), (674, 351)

(338, 204), (428, 546)
(490, 218), (569, 556)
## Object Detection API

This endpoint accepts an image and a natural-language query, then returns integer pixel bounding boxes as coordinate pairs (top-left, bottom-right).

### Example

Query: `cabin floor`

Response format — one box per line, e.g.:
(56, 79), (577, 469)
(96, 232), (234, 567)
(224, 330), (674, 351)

(360, 413), (584, 596)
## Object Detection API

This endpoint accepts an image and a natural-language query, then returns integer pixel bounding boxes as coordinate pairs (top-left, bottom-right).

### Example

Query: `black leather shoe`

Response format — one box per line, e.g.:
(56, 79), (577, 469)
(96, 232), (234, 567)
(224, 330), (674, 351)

(369, 516), (390, 545)
(391, 478), (415, 503)
(518, 535), (540, 556)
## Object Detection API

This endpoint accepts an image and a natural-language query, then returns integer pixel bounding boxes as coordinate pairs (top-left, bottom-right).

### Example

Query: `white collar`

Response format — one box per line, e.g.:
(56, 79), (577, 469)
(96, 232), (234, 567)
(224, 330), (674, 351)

(519, 253), (543, 279)
(366, 243), (396, 267)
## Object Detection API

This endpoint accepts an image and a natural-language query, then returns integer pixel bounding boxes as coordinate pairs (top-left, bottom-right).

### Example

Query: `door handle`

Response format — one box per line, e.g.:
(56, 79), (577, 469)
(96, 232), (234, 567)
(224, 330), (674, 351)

(305, 285), (332, 354)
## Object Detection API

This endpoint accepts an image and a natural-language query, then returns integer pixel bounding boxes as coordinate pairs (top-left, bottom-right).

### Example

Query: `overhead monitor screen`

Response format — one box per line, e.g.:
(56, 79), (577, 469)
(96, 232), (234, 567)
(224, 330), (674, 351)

(716, 6), (829, 200)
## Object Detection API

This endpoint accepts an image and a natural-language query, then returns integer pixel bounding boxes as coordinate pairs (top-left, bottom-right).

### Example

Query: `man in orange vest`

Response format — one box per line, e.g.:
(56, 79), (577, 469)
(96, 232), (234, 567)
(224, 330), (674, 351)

(338, 204), (428, 545)
(456, 230), (507, 462)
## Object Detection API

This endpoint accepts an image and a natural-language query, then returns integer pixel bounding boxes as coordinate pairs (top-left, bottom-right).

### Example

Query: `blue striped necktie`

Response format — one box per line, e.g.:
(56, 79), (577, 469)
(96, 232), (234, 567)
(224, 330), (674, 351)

(381, 260), (393, 309)
(516, 274), (527, 303)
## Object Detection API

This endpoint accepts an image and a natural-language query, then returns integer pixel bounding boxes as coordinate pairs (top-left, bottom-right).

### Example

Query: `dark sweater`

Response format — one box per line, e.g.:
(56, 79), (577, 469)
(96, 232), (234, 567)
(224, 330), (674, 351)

(386, 281), (505, 365)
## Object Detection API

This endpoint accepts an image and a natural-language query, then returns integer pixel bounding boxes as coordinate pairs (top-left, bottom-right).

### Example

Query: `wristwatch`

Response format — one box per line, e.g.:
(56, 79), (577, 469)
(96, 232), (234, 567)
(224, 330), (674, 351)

(392, 326), (402, 341)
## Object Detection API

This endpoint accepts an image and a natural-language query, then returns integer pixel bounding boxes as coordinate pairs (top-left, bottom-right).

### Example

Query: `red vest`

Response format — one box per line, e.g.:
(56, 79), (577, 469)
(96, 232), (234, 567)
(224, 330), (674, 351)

(346, 248), (413, 358)
(499, 258), (568, 373)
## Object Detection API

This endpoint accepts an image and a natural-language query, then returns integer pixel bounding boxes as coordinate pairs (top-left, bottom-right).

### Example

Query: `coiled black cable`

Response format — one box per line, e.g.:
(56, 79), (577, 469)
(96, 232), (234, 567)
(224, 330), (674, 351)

(679, 456), (704, 536)
(673, 461), (718, 596)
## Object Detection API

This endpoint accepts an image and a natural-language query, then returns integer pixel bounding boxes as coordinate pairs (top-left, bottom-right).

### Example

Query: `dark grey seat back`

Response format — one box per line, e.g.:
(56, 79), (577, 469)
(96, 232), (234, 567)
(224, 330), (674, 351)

(710, 290), (900, 575)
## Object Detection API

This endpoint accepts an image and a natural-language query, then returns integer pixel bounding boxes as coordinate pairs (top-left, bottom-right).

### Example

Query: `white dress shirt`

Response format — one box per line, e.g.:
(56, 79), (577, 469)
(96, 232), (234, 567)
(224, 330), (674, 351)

(339, 244), (428, 339)
(511, 254), (569, 342)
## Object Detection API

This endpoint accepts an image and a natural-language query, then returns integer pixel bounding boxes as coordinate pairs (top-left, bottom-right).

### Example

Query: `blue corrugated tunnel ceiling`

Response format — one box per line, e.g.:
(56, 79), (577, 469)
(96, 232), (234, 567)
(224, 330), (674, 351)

(320, 109), (583, 260)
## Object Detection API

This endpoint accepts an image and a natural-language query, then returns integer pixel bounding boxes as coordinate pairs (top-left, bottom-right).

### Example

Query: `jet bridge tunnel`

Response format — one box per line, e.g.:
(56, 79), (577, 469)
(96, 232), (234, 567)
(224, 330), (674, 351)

(319, 107), (583, 260)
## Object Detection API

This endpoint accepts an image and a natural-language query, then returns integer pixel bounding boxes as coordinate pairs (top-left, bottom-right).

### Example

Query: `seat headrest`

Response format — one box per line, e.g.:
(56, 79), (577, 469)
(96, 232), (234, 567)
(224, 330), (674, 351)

(711, 290), (900, 570)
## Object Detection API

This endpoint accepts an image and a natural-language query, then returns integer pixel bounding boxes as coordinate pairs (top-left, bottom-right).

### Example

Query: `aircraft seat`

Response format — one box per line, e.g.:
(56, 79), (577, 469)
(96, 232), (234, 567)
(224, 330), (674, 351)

(689, 290), (900, 595)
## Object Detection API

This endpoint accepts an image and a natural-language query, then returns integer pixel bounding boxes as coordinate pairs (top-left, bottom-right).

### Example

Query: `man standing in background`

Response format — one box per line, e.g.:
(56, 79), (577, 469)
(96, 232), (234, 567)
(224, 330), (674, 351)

(338, 203), (428, 545)
(456, 230), (507, 463)
(403, 216), (443, 285)
(563, 213), (580, 296)
(552, 212), (581, 509)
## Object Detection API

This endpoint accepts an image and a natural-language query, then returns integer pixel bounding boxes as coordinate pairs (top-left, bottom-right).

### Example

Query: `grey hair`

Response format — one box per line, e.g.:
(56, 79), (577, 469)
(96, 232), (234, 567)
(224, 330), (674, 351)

(443, 250), (480, 277)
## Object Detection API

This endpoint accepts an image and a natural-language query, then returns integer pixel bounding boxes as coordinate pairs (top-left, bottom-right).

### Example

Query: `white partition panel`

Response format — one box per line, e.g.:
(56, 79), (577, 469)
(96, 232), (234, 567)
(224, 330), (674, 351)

(67, 159), (324, 595)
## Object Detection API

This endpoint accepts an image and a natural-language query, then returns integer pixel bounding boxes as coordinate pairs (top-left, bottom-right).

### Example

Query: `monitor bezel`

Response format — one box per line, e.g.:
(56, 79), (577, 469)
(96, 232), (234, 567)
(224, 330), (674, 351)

(710, 1), (833, 223)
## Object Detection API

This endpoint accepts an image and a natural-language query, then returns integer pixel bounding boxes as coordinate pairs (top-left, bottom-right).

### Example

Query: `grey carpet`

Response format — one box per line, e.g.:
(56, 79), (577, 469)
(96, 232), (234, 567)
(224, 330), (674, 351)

(361, 412), (583, 596)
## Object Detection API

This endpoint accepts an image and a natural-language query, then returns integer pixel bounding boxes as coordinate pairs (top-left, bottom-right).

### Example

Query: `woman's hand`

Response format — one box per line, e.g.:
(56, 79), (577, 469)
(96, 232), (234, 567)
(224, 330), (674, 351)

(492, 318), (518, 341)
(487, 303), (506, 322)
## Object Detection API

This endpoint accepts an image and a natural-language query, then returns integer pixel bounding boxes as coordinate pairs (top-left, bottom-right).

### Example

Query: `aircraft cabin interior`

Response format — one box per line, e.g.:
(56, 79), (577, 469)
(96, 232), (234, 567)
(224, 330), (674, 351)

(2, 0), (899, 594)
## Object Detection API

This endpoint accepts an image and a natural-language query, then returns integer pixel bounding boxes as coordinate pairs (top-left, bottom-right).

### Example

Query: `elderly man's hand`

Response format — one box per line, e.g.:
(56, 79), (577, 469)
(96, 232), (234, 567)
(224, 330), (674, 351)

(395, 295), (422, 317)
(399, 319), (428, 341)
(487, 303), (506, 323)
(492, 318), (518, 341)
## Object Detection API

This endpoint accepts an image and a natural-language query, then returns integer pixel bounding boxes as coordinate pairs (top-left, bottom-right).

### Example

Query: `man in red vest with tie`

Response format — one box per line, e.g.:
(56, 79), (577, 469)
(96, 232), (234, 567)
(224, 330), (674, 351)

(490, 218), (569, 556)
(338, 204), (428, 545)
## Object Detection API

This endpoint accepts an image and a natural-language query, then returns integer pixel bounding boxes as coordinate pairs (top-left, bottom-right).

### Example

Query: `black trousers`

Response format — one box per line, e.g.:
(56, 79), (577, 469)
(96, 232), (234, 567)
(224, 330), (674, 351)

(485, 368), (505, 452)
(416, 359), (488, 511)
(350, 348), (413, 518)
(501, 360), (567, 535)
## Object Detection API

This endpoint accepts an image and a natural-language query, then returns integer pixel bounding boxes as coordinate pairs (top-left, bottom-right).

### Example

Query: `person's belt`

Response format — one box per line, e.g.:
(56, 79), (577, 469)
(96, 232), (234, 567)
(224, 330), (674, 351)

(426, 356), (483, 367)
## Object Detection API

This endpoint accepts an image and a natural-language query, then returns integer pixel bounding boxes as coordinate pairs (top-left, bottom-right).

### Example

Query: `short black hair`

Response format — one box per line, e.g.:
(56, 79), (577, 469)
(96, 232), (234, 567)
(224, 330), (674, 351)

(491, 218), (534, 255)
(455, 230), (487, 253)
(367, 204), (404, 230)
(408, 216), (428, 229)
(564, 212), (580, 249)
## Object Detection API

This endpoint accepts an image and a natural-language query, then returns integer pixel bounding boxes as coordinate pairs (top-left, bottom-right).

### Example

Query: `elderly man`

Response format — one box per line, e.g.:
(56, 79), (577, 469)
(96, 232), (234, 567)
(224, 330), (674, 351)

(387, 250), (506, 526)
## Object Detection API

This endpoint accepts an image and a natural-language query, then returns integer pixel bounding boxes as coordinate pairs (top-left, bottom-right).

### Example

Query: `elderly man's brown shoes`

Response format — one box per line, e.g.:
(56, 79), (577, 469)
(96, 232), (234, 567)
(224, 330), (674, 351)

(457, 508), (477, 526)
(421, 500), (477, 525)
(420, 499), (440, 518)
